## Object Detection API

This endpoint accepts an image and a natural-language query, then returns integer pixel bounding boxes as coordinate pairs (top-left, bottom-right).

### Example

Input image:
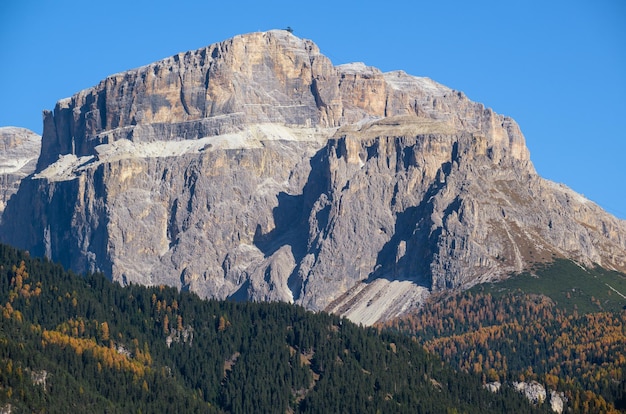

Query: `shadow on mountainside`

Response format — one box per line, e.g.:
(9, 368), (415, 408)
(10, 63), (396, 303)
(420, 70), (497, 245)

(366, 161), (456, 289)
(251, 148), (329, 301)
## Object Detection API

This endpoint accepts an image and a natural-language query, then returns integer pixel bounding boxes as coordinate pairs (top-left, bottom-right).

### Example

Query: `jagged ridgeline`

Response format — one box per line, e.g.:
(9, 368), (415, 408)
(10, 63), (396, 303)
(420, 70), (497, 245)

(0, 244), (544, 413)
(2, 30), (625, 325)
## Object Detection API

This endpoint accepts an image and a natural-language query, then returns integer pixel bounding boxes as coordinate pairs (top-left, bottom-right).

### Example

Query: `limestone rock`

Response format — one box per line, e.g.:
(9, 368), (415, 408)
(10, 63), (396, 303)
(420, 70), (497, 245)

(2, 31), (626, 325)
(0, 127), (41, 219)
(483, 381), (502, 393)
(491, 381), (565, 412)
(549, 390), (565, 414)
(513, 381), (547, 405)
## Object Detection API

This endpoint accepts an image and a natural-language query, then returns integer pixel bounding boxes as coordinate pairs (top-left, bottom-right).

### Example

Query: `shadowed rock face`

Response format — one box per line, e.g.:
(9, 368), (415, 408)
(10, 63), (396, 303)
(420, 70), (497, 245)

(2, 30), (625, 324)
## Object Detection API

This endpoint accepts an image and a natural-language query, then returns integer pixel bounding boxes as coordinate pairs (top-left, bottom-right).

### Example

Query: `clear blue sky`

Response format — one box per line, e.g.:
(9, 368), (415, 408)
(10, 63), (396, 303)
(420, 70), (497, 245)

(1, 0), (625, 218)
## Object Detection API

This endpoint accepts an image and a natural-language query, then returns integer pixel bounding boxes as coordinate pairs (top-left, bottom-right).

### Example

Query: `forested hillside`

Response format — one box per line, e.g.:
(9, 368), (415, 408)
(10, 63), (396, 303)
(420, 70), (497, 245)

(382, 260), (626, 413)
(0, 243), (542, 413)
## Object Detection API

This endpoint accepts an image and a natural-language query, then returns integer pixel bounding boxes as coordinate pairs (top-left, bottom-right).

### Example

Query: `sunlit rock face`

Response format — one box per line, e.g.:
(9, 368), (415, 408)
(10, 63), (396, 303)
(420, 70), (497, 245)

(0, 127), (40, 220)
(2, 30), (625, 325)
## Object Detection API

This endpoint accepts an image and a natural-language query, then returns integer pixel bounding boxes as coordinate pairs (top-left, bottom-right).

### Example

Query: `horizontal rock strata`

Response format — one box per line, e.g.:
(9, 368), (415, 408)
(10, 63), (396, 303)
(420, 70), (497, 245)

(2, 30), (625, 324)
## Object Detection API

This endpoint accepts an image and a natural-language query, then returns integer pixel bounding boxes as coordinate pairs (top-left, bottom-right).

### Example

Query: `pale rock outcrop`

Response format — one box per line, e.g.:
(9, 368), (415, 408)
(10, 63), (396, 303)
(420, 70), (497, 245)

(30, 370), (49, 391)
(549, 390), (565, 414)
(488, 381), (565, 413)
(513, 381), (547, 405)
(2, 30), (626, 324)
(0, 127), (41, 219)
(483, 381), (501, 393)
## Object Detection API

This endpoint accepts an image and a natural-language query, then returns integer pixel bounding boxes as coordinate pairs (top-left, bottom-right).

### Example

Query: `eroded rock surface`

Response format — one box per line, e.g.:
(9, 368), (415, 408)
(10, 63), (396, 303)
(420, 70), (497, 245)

(2, 30), (625, 324)
(513, 381), (547, 405)
(0, 127), (41, 219)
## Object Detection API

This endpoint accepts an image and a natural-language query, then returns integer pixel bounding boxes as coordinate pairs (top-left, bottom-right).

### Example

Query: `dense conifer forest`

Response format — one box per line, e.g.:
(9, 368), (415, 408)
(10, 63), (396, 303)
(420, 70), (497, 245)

(0, 243), (542, 413)
(382, 260), (626, 413)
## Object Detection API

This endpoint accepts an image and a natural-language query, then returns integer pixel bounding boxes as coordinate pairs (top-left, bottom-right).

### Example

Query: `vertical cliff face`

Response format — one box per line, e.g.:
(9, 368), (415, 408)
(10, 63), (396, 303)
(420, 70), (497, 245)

(2, 30), (625, 324)
(35, 31), (529, 171)
(0, 127), (41, 220)
(289, 115), (626, 323)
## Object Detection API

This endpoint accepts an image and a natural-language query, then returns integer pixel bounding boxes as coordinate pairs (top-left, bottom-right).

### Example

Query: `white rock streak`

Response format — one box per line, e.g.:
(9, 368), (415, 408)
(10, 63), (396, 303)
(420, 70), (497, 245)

(34, 124), (334, 182)
(326, 279), (430, 326)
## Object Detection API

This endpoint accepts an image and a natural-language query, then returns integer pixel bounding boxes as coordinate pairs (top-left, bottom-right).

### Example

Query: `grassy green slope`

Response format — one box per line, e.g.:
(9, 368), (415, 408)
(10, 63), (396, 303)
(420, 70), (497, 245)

(476, 259), (626, 313)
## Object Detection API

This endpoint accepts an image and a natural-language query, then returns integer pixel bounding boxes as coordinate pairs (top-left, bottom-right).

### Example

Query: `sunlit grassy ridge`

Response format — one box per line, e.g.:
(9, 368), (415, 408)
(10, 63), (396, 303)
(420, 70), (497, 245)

(477, 259), (626, 313)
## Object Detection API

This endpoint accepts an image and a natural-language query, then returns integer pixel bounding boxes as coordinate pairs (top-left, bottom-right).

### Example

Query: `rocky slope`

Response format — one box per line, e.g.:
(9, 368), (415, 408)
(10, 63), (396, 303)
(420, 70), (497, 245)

(1, 30), (625, 324)
(0, 127), (41, 220)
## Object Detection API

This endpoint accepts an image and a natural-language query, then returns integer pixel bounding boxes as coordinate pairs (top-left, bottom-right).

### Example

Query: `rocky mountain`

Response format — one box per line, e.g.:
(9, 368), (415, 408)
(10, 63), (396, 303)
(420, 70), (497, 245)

(1, 30), (625, 324)
(0, 127), (41, 219)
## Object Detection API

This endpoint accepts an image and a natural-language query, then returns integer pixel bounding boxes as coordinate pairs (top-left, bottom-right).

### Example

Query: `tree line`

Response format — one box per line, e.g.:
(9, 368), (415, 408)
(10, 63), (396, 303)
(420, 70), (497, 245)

(0, 243), (543, 413)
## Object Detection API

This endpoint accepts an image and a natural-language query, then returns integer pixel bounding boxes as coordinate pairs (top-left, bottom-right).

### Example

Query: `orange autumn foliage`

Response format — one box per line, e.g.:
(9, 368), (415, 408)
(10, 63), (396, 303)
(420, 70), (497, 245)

(41, 330), (151, 377)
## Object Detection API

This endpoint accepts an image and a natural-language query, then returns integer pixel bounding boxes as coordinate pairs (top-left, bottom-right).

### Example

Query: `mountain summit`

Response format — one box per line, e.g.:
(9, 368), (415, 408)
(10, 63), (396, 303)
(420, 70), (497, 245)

(2, 30), (625, 324)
